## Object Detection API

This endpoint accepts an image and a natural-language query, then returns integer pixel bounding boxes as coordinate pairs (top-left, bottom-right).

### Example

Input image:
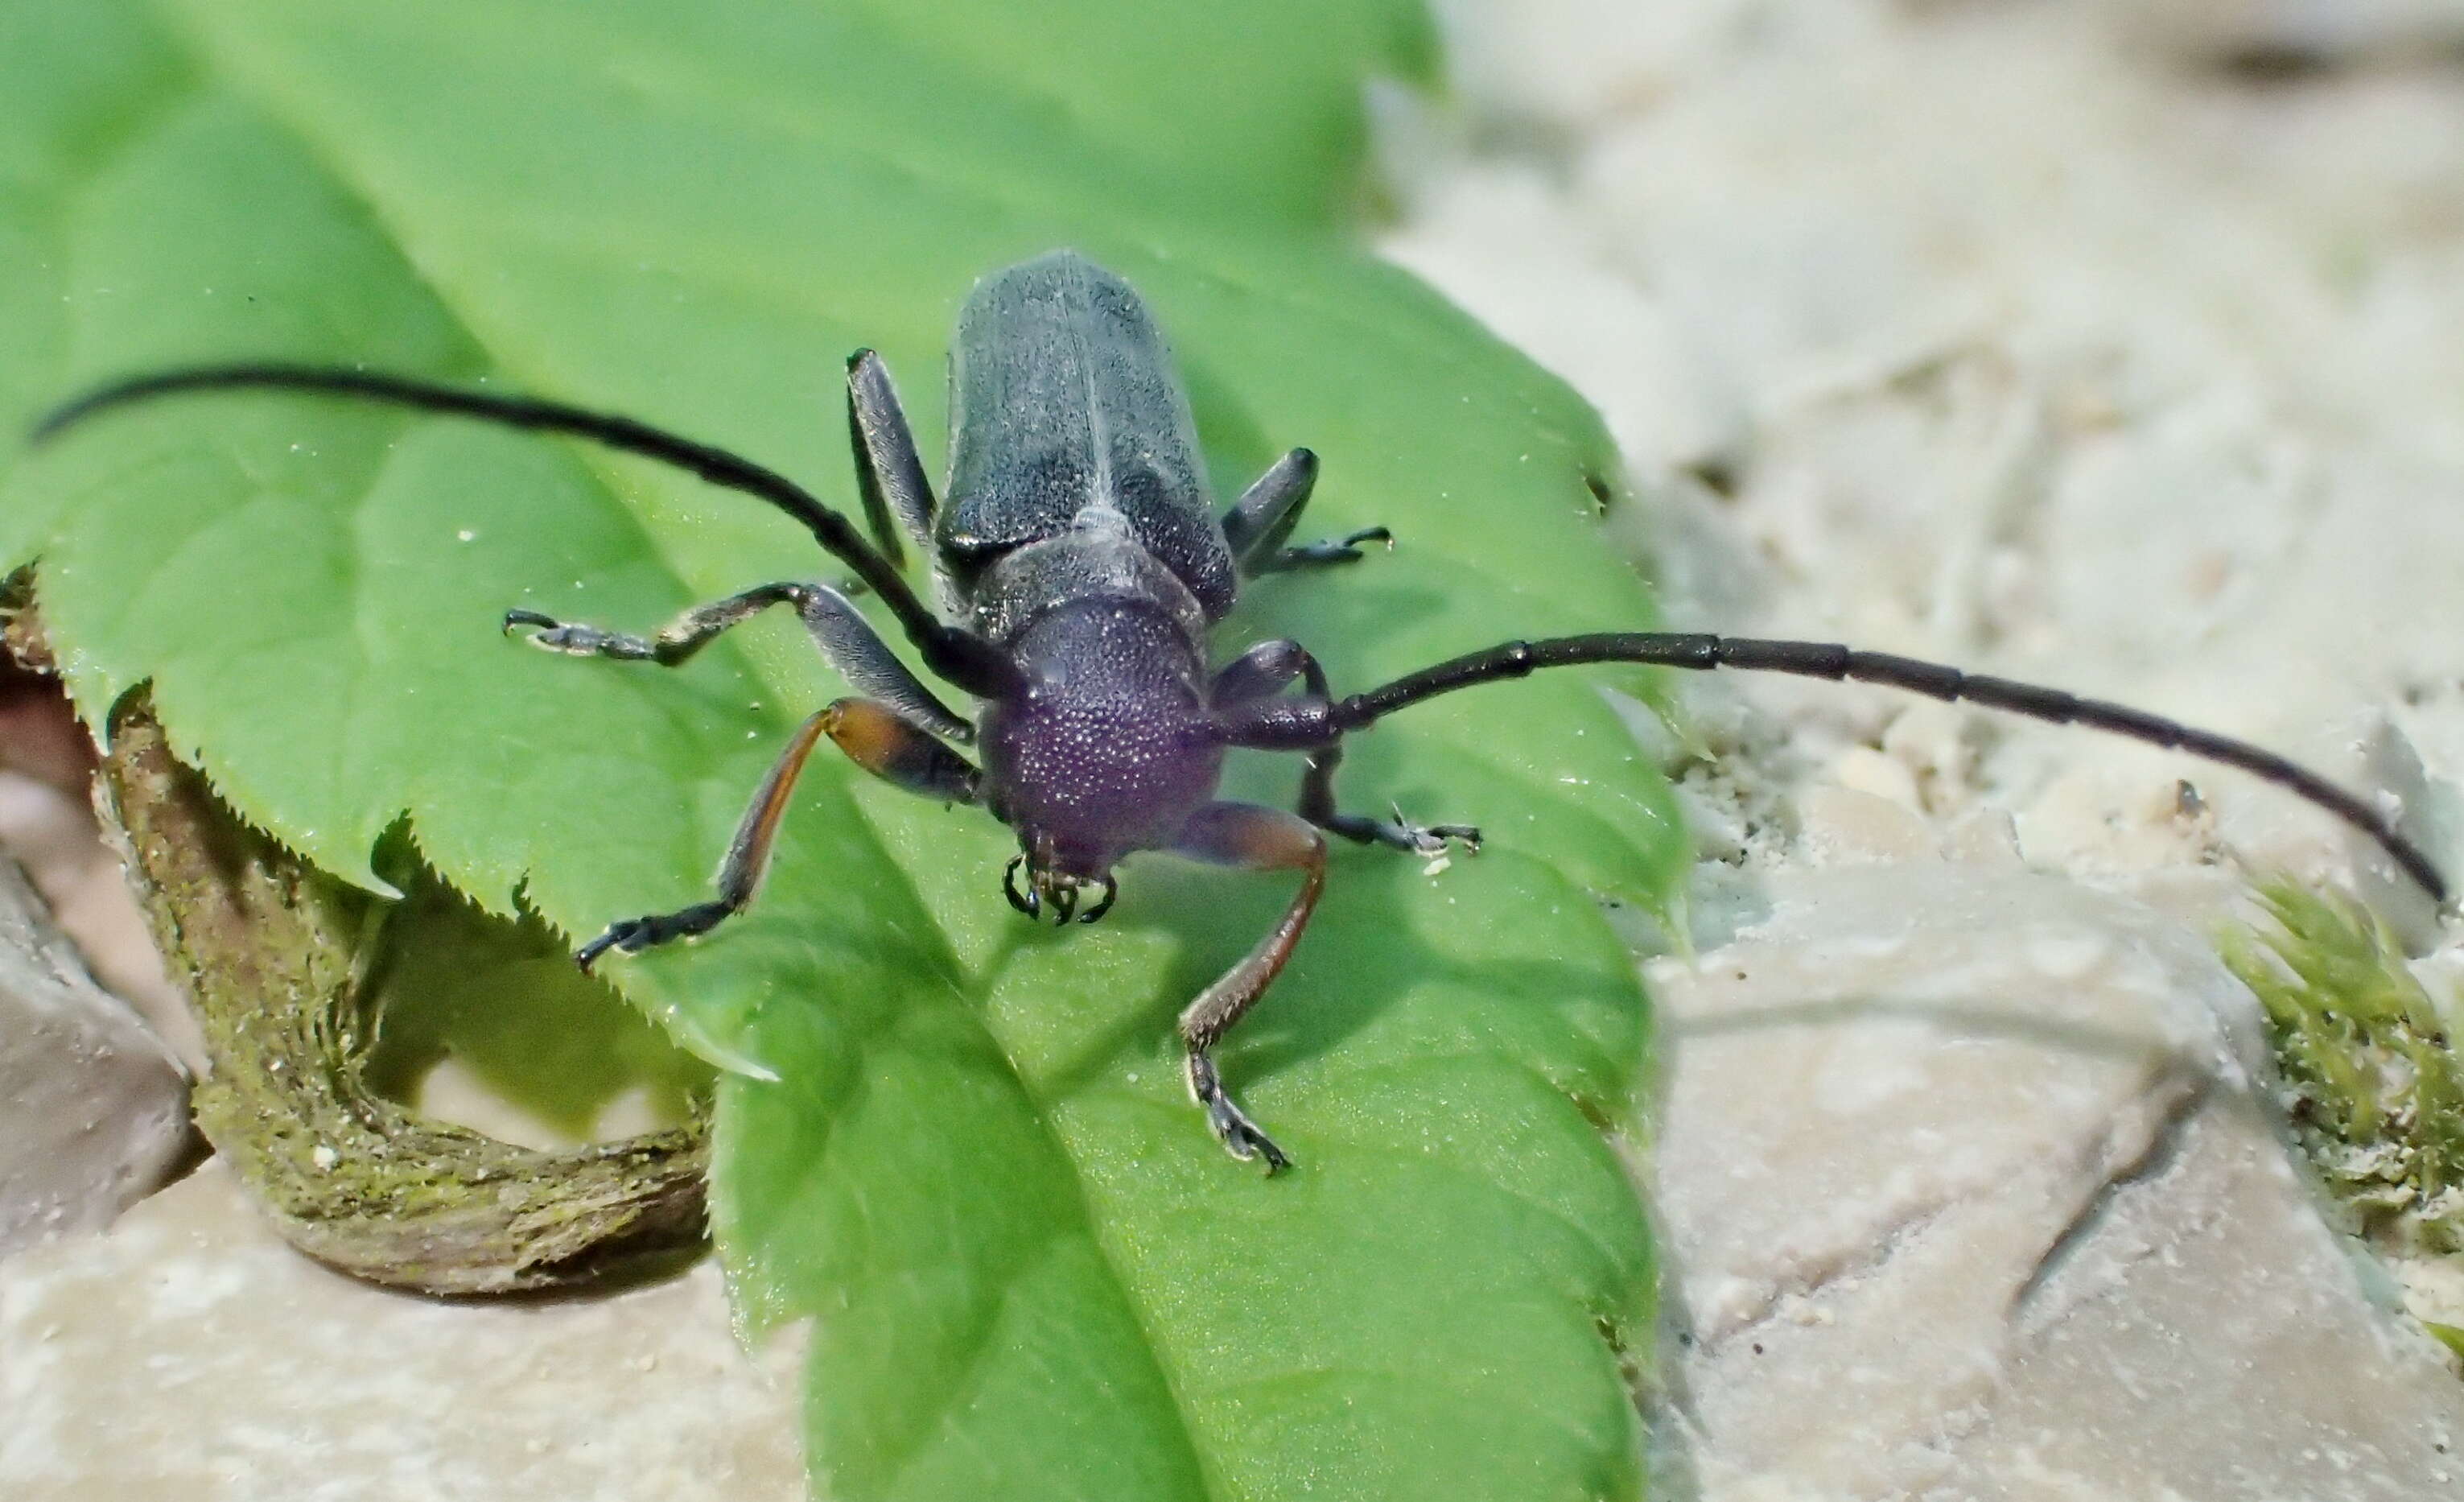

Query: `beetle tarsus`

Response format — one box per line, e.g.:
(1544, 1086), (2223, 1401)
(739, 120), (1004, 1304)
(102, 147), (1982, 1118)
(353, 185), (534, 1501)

(505, 609), (658, 660)
(572, 899), (733, 973)
(572, 922), (637, 973)
(1189, 1050), (1291, 1174)
(1324, 808), (1482, 859)
(512, 585), (978, 742)
(1263, 526), (1394, 572)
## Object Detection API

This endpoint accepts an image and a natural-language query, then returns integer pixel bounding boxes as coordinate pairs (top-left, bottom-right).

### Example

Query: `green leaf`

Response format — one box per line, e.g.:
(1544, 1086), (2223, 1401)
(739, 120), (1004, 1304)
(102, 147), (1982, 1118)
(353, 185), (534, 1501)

(2, 2), (1683, 1497)
(359, 852), (715, 1144)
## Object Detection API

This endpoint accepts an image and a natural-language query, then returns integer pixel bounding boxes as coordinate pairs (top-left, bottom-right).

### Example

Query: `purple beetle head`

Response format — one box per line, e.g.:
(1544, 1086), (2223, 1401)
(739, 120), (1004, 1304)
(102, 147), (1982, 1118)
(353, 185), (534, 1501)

(976, 600), (1225, 923)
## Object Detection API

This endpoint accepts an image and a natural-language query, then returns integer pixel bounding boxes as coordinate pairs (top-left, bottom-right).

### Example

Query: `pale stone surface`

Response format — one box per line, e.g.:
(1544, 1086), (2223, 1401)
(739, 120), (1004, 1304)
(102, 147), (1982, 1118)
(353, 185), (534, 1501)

(0, 770), (200, 1070)
(0, 1160), (803, 1502)
(1391, 0), (2464, 905)
(1650, 863), (2464, 1501)
(0, 856), (188, 1256)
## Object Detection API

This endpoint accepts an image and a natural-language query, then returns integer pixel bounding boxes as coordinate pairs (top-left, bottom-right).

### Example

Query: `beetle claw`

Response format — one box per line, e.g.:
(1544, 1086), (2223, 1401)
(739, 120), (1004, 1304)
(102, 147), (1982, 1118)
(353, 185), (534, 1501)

(1189, 1050), (1292, 1174)
(1380, 803), (1481, 860)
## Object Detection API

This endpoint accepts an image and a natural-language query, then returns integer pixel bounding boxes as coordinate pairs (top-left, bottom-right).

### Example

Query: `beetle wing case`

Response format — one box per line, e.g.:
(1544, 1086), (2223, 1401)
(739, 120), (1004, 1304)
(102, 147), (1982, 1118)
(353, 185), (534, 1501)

(940, 251), (1238, 619)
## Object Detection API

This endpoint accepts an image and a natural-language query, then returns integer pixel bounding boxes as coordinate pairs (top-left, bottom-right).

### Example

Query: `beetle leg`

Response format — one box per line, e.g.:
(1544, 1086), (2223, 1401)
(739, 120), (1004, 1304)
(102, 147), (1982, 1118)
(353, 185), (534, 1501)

(1260, 527), (1392, 571)
(508, 581), (974, 743)
(1296, 737), (1482, 859)
(506, 582), (806, 666)
(843, 347), (971, 615)
(1170, 802), (1328, 1172)
(577, 707), (836, 971)
(819, 697), (982, 803)
(792, 588), (977, 743)
(1207, 641), (1353, 834)
(847, 349), (970, 621)
(1208, 638), (1314, 705)
(1221, 449), (1388, 576)
(1208, 643), (1481, 857)
(1220, 448), (1316, 559)
(576, 699), (979, 971)
(845, 349), (937, 567)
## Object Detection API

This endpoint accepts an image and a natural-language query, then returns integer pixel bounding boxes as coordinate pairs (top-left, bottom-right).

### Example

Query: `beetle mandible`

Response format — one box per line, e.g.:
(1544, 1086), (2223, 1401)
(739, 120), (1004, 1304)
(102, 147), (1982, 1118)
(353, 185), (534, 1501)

(37, 249), (2449, 1171)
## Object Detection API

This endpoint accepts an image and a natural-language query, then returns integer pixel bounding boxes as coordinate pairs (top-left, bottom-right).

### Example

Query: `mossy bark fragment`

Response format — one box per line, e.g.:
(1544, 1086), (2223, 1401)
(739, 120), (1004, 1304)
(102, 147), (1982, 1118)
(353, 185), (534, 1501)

(98, 700), (711, 1292)
(7, 579), (708, 1294)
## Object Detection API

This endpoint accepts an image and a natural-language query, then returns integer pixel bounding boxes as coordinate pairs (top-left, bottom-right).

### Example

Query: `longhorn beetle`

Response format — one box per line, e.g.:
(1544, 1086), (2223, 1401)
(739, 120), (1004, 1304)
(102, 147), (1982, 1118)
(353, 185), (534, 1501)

(37, 250), (2449, 1172)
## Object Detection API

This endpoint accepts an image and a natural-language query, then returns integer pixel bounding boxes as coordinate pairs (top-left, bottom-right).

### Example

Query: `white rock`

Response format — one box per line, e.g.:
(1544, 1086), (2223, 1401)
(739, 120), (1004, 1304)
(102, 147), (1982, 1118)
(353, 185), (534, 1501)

(1395, 0), (2464, 908)
(1380, 163), (1743, 472)
(1651, 864), (2464, 1500)
(1795, 783), (1937, 865)
(0, 856), (189, 1257)
(0, 1160), (803, 1500)
(0, 771), (200, 1070)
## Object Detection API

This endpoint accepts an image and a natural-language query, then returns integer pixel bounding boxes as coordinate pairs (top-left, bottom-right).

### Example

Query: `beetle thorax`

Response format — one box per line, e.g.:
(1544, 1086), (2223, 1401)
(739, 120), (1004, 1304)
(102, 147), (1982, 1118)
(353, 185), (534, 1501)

(979, 599), (1224, 879)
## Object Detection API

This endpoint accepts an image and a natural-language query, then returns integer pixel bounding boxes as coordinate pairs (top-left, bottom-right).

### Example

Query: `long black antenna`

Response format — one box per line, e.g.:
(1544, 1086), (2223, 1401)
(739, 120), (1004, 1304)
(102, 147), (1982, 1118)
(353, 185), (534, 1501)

(33, 365), (1022, 697)
(1325, 631), (2448, 902)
